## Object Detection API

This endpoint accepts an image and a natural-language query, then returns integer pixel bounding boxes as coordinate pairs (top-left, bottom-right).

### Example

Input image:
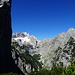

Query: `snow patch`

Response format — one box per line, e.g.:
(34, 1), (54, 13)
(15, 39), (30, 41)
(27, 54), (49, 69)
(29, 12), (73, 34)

(14, 37), (30, 43)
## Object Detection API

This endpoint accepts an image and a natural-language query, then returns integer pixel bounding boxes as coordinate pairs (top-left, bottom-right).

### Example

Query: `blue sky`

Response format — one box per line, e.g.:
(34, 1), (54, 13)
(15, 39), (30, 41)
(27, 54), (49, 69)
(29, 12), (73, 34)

(11, 0), (75, 40)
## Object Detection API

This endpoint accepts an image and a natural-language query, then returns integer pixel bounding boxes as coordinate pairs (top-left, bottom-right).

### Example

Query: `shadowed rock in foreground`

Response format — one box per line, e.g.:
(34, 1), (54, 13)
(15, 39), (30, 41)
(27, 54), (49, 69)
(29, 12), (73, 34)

(0, 0), (24, 74)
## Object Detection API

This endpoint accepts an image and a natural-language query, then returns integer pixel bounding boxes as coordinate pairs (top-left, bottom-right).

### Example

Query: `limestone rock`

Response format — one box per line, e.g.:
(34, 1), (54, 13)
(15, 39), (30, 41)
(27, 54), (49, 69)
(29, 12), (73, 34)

(12, 28), (75, 69)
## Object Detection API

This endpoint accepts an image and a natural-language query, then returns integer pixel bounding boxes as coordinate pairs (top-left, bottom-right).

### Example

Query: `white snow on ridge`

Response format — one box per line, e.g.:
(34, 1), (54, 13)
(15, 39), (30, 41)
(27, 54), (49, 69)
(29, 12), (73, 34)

(12, 32), (39, 48)
(13, 37), (30, 43)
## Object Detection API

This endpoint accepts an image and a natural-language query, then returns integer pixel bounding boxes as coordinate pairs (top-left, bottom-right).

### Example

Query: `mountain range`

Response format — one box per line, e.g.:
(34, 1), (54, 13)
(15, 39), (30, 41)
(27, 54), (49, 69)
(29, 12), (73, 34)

(12, 28), (75, 71)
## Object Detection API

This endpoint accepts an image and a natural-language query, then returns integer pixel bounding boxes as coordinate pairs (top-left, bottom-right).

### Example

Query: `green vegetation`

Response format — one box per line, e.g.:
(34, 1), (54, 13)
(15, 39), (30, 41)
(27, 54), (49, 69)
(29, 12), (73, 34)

(28, 60), (75, 75)
(20, 52), (42, 70)
(1, 72), (22, 75)
(11, 42), (42, 71)
(2, 60), (75, 75)
(32, 54), (41, 61)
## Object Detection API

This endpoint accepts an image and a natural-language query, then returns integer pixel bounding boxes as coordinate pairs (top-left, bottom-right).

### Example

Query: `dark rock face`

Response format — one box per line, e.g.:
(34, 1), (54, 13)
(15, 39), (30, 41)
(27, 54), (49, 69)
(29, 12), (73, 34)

(0, 0), (24, 74)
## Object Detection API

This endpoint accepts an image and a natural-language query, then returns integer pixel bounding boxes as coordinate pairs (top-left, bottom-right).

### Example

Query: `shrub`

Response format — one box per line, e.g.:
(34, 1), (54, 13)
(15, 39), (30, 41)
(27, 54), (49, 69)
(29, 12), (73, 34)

(1, 72), (23, 75)
(28, 60), (75, 75)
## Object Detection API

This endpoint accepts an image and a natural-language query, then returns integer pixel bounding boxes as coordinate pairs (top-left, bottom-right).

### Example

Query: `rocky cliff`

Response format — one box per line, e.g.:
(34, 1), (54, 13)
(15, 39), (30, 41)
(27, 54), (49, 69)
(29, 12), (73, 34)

(12, 28), (75, 70)
(12, 32), (42, 74)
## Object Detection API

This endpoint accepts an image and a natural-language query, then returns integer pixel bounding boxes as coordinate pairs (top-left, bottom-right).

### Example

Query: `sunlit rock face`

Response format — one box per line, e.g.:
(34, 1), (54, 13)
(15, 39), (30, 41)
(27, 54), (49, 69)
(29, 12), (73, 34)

(12, 32), (39, 49)
(12, 28), (75, 69)
(35, 28), (75, 68)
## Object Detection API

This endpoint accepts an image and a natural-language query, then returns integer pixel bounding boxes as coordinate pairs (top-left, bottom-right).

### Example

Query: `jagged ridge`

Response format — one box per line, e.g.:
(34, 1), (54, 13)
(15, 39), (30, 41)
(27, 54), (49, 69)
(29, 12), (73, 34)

(12, 28), (75, 69)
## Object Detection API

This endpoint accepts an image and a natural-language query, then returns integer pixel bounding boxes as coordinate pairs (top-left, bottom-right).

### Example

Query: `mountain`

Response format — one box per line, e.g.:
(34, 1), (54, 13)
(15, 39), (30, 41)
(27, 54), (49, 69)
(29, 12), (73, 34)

(12, 32), (42, 74)
(12, 32), (39, 48)
(12, 28), (75, 70)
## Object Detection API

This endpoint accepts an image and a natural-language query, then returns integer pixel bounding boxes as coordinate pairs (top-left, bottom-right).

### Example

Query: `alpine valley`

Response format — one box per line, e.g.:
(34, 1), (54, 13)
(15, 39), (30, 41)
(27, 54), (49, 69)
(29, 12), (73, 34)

(12, 28), (75, 74)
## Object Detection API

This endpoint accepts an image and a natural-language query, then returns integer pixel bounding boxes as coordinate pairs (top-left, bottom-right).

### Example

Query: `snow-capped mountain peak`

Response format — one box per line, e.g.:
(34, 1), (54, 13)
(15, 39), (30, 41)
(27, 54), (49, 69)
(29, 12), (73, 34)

(12, 32), (39, 48)
(12, 32), (30, 38)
